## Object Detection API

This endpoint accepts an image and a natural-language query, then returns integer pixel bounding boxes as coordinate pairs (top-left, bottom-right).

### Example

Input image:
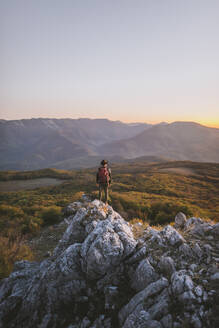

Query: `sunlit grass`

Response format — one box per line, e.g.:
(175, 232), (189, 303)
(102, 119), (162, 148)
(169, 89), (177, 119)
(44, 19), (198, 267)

(0, 160), (218, 278)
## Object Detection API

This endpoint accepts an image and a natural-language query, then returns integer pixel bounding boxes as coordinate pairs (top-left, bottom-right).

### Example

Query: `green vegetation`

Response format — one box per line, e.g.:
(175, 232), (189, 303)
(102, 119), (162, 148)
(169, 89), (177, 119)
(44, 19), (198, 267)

(0, 232), (34, 279)
(0, 168), (75, 181)
(0, 177), (65, 193)
(0, 160), (218, 278)
(40, 206), (62, 226)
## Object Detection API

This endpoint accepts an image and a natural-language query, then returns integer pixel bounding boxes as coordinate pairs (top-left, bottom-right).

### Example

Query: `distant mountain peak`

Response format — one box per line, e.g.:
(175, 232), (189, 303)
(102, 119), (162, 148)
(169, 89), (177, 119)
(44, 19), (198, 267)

(0, 118), (152, 170)
(1, 118), (218, 170)
(170, 121), (205, 127)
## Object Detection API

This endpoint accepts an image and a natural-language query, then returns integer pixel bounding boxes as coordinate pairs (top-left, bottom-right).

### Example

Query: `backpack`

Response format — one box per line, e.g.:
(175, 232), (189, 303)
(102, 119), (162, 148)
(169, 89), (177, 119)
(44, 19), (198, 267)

(98, 167), (110, 184)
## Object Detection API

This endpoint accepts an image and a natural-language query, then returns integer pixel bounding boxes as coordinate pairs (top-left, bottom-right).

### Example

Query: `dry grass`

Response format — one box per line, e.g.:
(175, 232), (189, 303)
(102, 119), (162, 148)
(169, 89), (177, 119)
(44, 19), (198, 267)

(150, 224), (163, 231)
(28, 223), (67, 261)
(0, 231), (34, 279)
(158, 167), (198, 176)
(129, 218), (149, 239)
(203, 216), (217, 225)
(0, 177), (64, 192)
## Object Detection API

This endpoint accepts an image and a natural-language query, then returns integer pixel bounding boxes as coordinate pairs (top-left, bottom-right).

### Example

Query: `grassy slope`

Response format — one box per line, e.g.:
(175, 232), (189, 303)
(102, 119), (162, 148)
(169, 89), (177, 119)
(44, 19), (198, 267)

(0, 160), (218, 278)
(1, 160), (218, 223)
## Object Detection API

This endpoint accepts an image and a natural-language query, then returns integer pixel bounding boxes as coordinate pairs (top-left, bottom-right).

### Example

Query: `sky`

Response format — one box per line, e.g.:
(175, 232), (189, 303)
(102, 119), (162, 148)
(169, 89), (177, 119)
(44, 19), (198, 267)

(0, 0), (219, 127)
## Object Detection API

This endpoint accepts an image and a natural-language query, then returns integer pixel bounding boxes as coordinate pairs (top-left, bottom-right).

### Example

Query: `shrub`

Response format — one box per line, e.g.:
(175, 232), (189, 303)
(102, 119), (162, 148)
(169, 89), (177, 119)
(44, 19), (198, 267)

(20, 216), (43, 235)
(40, 206), (62, 226)
(0, 232), (34, 279)
(148, 201), (193, 225)
(0, 204), (24, 219)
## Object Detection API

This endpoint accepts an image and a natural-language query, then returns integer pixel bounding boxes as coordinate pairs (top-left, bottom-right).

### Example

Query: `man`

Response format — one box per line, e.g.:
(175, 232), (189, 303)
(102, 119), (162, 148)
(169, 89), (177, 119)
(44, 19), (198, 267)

(96, 159), (112, 204)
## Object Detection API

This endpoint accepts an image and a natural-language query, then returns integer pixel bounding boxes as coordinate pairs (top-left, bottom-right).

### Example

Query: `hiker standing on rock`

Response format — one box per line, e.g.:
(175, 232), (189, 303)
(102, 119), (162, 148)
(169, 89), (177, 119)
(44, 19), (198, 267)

(96, 159), (112, 204)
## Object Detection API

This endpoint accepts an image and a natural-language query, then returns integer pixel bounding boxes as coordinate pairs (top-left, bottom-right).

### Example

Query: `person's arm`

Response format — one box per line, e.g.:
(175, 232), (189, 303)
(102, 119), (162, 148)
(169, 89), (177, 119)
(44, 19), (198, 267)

(96, 170), (99, 184)
(108, 168), (112, 184)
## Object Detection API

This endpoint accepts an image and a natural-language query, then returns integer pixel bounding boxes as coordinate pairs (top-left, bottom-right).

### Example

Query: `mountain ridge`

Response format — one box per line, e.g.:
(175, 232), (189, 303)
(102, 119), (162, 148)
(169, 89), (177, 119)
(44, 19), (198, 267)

(99, 121), (219, 162)
(0, 118), (219, 170)
(0, 118), (151, 170)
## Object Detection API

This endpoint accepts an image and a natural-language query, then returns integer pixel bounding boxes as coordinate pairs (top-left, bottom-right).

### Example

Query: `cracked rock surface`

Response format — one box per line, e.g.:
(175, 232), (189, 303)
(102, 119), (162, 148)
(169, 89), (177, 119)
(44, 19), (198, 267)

(0, 197), (218, 328)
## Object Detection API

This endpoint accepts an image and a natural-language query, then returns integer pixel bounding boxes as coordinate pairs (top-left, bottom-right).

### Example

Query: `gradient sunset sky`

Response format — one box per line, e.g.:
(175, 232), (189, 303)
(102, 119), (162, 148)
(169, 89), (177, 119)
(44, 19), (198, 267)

(1, 0), (219, 127)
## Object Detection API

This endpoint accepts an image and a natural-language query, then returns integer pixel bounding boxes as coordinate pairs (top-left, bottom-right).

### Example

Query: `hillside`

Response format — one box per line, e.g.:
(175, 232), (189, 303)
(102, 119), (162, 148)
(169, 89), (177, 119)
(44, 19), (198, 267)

(0, 198), (218, 327)
(0, 160), (218, 279)
(99, 122), (219, 162)
(0, 160), (218, 223)
(1, 119), (219, 170)
(0, 118), (151, 170)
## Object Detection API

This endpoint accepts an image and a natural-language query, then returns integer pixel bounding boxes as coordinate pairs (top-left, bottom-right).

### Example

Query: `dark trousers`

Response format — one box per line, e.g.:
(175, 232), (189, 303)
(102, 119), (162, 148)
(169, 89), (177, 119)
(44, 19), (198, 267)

(98, 183), (109, 203)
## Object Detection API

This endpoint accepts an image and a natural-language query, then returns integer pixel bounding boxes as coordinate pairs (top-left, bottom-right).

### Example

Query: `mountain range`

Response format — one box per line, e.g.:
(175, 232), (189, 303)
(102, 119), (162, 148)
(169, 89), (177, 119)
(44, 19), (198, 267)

(0, 118), (219, 170)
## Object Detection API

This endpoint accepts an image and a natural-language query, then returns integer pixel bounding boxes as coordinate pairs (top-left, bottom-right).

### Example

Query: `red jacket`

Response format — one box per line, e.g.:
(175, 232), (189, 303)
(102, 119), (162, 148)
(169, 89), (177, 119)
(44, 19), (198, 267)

(96, 166), (112, 184)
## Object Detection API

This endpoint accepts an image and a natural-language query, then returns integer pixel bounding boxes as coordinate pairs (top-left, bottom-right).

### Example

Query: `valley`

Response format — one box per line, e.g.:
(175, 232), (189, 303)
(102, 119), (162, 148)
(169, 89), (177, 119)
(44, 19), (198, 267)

(1, 119), (219, 170)
(0, 177), (64, 192)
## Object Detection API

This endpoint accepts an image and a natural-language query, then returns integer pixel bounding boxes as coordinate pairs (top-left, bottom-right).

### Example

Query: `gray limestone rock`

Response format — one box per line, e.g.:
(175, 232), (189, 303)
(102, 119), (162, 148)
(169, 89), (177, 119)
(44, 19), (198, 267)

(147, 227), (165, 246)
(203, 244), (212, 255)
(158, 256), (176, 276)
(194, 285), (203, 297)
(0, 197), (216, 328)
(80, 216), (137, 279)
(178, 290), (197, 306)
(119, 278), (169, 326)
(191, 313), (202, 328)
(210, 272), (219, 282)
(104, 286), (119, 311)
(131, 258), (159, 292)
(81, 317), (91, 328)
(189, 222), (212, 237)
(174, 212), (187, 229)
(147, 288), (170, 320)
(160, 314), (173, 328)
(160, 225), (185, 246)
(179, 243), (194, 258)
(63, 201), (83, 216)
(53, 207), (88, 256)
(122, 308), (162, 328)
(126, 245), (148, 265)
(189, 263), (198, 272)
(211, 223), (219, 237)
(192, 243), (203, 258)
(173, 322), (181, 328)
(185, 217), (203, 230)
(171, 270), (194, 296)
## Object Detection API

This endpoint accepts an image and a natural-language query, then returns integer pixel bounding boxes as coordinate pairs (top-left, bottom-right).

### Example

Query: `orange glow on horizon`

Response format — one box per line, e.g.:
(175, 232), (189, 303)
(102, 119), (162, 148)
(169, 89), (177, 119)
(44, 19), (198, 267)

(120, 118), (219, 129)
(1, 113), (219, 129)
(198, 121), (219, 129)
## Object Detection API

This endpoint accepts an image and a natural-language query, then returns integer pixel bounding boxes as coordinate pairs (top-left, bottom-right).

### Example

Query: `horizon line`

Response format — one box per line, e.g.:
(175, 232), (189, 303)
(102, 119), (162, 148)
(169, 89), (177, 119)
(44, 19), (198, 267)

(0, 117), (219, 129)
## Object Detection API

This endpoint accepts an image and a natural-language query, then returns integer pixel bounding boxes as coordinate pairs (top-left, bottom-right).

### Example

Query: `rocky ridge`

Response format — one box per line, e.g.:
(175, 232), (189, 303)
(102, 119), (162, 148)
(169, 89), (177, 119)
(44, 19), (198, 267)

(0, 196), (218, 328)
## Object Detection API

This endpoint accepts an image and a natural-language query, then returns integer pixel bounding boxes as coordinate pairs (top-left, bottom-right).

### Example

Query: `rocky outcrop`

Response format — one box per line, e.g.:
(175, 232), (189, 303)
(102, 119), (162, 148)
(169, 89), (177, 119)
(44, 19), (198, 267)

(0, 197), (218, 328)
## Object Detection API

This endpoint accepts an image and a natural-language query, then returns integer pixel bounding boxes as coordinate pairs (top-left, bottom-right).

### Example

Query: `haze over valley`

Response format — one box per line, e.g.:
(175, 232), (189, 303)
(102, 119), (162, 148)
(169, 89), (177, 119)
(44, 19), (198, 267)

(0, 118), (219, 171)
